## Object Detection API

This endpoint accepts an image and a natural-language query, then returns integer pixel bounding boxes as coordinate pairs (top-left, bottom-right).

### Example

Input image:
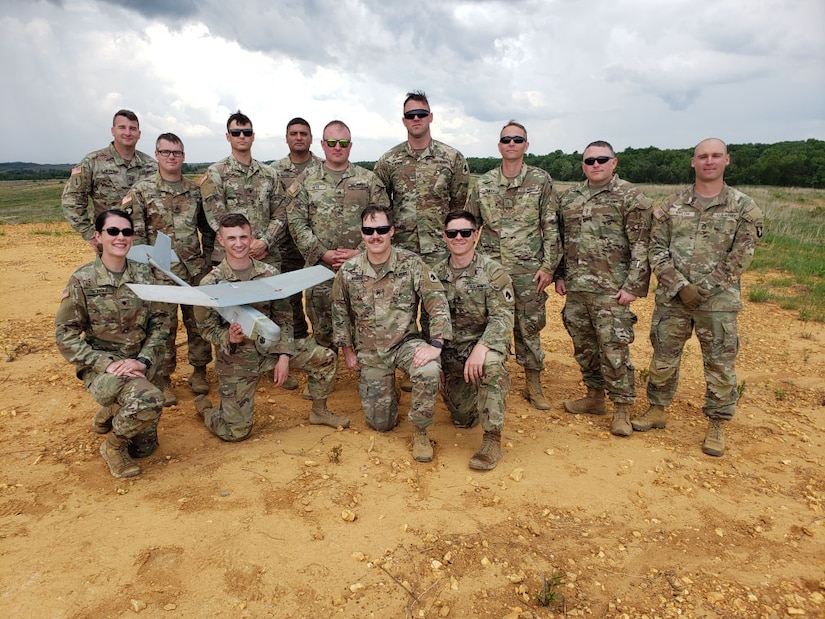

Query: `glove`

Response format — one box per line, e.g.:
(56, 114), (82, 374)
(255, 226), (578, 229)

(678, 284), (709, 310)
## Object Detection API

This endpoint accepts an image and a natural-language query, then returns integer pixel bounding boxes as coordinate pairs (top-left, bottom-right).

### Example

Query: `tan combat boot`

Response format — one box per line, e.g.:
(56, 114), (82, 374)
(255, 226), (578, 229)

(522, 369), (551, 410)
(702, 419), (725, 457)
(309, 399), (350, 429)
(631, 405), (667, 432)
(563, 387), (606, 415)
(100, 434), (142, 478)
(194, 395), (212, 419)
(92, 403), (117, 434)
(611, 403), (633, 437)
(187, 366), (209, 395)
(162, 377), (177, 407)
(469, 430), (502, 470)
(412, 426), (433, 462)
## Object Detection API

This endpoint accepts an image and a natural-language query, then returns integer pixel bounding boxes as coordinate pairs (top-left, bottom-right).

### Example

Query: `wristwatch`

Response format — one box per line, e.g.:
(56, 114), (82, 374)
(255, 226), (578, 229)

(136, 356), (152, 370)
(430, 340), (444, 349)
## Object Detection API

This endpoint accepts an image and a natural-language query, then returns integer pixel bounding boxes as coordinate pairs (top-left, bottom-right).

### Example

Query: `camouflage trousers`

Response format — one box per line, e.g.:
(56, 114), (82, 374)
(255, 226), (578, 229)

(306, 280), (334, 350)
(442, 347), (509, 432)
(511, 272), (548, 370)
(357, 339), (441, 432)
(561, 292), (637, 404)
(279, 235), (310, 340)
(163, 303), (212, 376)
(646, 304), (740, 420)
(290, 337), (337, 399)
(85, 368), (163, 439)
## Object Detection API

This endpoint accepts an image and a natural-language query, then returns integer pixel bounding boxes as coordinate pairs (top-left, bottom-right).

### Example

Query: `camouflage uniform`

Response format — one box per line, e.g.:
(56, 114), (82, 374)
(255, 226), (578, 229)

(55, 258), (170, 439)
(124, 173), (214, 376)
(287, 162), (389, 348)
(647, 184), (763, 420)
(435, 252), (514, 431)
(195, 259), (336, 441)
(467, 165), (562, 370)
(556, 175), (653, 403)
(331, 247), (452, 431)
(373, 139), (470, 267)
(61, 143), (157, 242)
(199, 156), (287, 268)
(270, 153), (324, 339)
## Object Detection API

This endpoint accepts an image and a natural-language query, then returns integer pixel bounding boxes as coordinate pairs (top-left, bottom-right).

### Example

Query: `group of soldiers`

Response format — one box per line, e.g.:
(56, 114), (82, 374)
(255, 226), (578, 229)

(54, 92), (763, 480)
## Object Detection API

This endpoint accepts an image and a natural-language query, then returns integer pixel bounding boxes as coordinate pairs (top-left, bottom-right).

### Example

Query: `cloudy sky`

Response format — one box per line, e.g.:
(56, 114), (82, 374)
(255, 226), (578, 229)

(2, 0), (823, 164)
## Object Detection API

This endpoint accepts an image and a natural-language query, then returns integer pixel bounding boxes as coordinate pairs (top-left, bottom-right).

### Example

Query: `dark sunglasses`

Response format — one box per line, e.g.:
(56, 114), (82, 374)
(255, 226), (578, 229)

(583, 156), (613, 166)
(444, 228), (476, 239)
(229, 129), (253, 137)
(324, 139), (351, 148)
(404, 109), (430, 120)
(103, 227), (134, 237)
(499, 136), (526, 144)
(361, 225), (392, 236)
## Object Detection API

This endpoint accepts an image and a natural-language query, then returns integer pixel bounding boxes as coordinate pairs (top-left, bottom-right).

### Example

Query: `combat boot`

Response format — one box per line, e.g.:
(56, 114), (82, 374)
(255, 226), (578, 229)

(412, 426), (433, 462)
(92, 403), (117, 434)
(563, 387), (606, 415)
(282, 375), (299, 390)
(400, 376), (413, 393)
(702, 419), (725, 457)
(469, 430), (502, 470)
(610, 403), (633, 437)
(631, 405), (667, 432)
(128, 423), (159, 458)
(309, 399), (350, 429)
(100, 434), (142, 478)
(194, 395), (212, 419)
(161, 377), (177, 407)
(522, 369), (551, 410)
(187, 366), (209, 395)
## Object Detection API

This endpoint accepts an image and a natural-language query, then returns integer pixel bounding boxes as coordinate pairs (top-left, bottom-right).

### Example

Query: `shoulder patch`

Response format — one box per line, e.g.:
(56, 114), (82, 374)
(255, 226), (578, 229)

(756, 224), (763, 239)
(287, 182), (299, 196)
(503, 288), (514, 303)
(653, 206), (665, 220)
(121, 193), (133, 205)
(71, 165), (82, 176)
(198, 173), (209, 186)
(429, 271), (439, 283)
(60, 288), (69, 300)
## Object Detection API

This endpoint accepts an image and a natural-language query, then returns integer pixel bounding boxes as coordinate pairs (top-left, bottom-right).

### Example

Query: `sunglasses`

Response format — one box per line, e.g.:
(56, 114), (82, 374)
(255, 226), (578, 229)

(157, 149), (184, 158)
(444, 228), (476, 239)
(404, 109), (430, 120)
(361, 225), (392, 236)
(499, 136), (526, 144)
(103, 227), (134, 237)
(228, 129), (253, 137)
(583, 156), (614, 166)
(324, 139), (351, 148)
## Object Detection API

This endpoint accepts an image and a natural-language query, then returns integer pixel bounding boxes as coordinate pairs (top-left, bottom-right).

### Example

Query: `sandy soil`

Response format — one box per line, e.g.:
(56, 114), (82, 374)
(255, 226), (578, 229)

(1, 222), (823, 619)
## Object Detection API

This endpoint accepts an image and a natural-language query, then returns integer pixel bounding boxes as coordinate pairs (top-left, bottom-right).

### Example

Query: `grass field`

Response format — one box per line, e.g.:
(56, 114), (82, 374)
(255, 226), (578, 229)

(2, 179), (823, 320)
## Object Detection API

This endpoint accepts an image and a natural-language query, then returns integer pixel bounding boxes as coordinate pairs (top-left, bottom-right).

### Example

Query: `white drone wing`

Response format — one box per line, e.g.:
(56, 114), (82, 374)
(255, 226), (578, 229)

(128, 239), (180, 265)
(126, 265), (334, 307)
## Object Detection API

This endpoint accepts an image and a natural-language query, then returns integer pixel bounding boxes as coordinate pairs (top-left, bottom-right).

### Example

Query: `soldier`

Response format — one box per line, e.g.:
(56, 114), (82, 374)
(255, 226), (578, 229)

(55, 209), (170, 478)
(271, 117), (322, 391)
(633, 138), (763, 457)
(199, 110), (287, 269)
(554, 141), (653, 436)
(62, 109), (157, 252)
(331, 205), (452, 462)
(466, 121), (562, 410)
(194, 213), (346, 442)
(287, 120), (389, 351)
(124, 132), (215, 405)
(435, 210), (514, 470)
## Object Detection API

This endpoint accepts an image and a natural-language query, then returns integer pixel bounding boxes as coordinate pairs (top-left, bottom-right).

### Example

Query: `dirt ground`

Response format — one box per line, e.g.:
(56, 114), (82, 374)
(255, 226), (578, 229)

(1, 222), (823, 619)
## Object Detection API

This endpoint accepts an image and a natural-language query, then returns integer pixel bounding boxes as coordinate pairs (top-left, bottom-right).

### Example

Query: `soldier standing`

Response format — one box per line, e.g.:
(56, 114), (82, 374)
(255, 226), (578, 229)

(466, 121), (561, 410)
(55, 209), (170, 478)
(435, 211), (514, 470)
(555, 141), (653, 436)
(331, 205), (452, 462)
(124, 132), (215, 405)
(62, 109), (157, 253)
(634, 138), (763, 457)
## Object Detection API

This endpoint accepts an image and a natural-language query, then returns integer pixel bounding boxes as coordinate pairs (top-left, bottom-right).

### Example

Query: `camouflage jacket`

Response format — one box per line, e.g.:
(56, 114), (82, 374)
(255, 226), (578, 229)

(467, 164), (562, 276)
(331, 247), (452, 359)
(199, 156), (287, 265)
(373, 139), (470, 265)
(271, 152), (323, 187)
(434, 252), (514, 357)
(123, 173), (213, 282)
(556, 174), (653, 297)
(55, 257), (170, 378)
(650, 183), (763, 311)
(286, 163), (388, 267)
(195, 259), (294, 372)
(61, 143), (157, 241)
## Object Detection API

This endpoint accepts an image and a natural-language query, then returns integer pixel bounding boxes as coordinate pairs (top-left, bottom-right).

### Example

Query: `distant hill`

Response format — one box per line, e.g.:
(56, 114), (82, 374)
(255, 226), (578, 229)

(0, 162), (211, 180)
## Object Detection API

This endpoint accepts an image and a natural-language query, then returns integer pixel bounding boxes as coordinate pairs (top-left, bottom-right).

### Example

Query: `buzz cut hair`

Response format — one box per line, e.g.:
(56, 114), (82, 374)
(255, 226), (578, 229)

(694, 137), (728, 155)
(323, 120), (351, 137)
(113, 109), (139, 127)
(584, 140), (615, 156)
(227, 110), (252, 131)
(155, 132), (183, 151)
(286, 117), (311, 131)
(501, 120), (527, 138)
(404, 90), (429, 109)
